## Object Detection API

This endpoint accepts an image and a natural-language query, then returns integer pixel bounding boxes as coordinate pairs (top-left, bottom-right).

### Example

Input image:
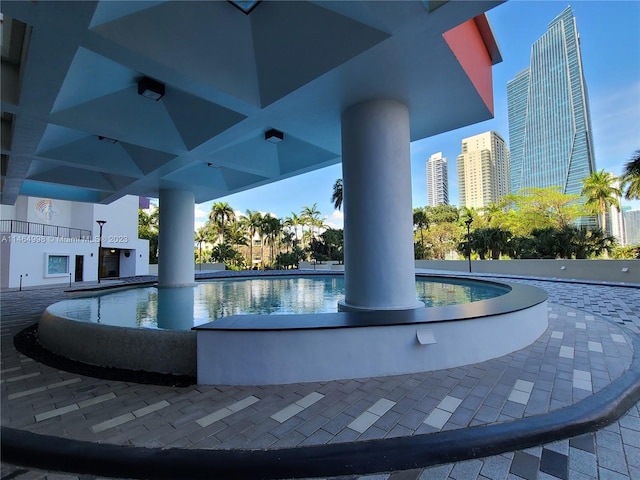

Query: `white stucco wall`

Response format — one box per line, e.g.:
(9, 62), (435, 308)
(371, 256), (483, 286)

(1, 195), (149, 288)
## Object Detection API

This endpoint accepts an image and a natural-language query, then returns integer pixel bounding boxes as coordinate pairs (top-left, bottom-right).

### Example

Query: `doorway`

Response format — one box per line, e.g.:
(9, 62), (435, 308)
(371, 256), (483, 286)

(74, 255), (84, 282)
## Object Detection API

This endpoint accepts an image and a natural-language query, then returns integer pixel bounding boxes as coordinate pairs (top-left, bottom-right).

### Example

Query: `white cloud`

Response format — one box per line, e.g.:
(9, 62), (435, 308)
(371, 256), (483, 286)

(324, 210), (344, 229)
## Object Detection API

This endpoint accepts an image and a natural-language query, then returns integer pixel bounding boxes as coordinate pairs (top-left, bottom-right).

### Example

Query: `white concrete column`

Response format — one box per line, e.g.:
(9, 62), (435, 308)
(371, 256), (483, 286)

(158, 189), (195, 287)
(339, 99), (422, 311)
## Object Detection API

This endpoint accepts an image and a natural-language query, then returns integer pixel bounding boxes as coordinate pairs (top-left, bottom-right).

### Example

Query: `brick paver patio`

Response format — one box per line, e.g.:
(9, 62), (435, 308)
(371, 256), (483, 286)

(1, 270), (639, 479)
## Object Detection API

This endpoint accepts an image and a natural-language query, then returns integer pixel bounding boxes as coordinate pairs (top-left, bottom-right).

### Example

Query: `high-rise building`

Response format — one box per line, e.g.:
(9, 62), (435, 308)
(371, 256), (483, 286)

(507, 6), (596, 225)
(623, 209), (640, 246)
(426, 152), (448, 207)
(457, 131), (510, 210)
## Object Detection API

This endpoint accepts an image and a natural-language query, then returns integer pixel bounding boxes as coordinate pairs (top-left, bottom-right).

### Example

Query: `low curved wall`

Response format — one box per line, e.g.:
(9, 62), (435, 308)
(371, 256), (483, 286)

(38, 311), (196, 376)
(195, 280), (548, 385)
(415, 259), (639, 284)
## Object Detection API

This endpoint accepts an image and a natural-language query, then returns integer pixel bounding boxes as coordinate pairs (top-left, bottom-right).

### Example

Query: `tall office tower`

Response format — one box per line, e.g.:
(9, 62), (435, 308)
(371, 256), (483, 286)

(623, 209), (640, 246)
(426, 152), (449, 207)
(507, 6), (596, 225)
(457, 131), (510, 210)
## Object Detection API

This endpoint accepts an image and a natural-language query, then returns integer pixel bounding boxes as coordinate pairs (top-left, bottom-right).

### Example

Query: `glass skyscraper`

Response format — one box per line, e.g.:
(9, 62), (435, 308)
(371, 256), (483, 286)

(507, 6), (596, 213)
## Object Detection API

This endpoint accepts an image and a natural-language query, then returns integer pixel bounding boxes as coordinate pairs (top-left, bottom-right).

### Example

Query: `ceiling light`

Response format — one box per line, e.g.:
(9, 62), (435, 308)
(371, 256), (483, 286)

(98, 135), (118, 144)
(137, 77), (165, 101)
(265, 129), (284, 144)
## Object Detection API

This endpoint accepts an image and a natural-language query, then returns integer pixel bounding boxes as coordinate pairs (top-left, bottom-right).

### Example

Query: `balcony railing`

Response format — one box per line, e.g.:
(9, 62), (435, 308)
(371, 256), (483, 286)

(0, 219), (92, 240)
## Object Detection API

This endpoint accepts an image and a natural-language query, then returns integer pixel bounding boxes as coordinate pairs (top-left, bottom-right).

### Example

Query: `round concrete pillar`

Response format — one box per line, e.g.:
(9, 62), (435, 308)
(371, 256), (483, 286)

(339, 100), (423, 310)
(158, 189), (195, 287)
(339, 99), (422, 311)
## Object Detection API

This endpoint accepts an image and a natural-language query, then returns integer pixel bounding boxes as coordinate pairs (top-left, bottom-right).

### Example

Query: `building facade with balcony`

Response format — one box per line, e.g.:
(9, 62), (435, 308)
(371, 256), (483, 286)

(0, 195), (148, 289)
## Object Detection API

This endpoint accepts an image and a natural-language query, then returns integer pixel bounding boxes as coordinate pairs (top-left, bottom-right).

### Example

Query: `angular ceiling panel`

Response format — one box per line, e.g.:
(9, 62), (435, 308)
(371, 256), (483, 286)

(37, 136), (143, 178)
(163, 162), (229, 191)
(276, 136), (339, 175)
(206, 133), (281, 178)
(91, 1), (260, 106)
(119, 143), (177, 176)
(162, 88), (247, 151)
(27, 165), (117, 192)
(89, 1), (166, 29)
(49, 90), (187, 154)
(251, 2), (390, 106)
(19, 180), (109, 204)
(219, 167), (269, 191)
(51, 47), (137, 113)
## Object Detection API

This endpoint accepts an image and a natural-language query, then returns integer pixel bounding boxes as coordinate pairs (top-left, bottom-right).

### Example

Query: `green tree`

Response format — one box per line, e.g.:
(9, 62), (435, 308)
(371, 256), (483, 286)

(331, 179), (343, 210)
(511, 187), (584, 234)
(413, 208), (429, 259)
(209, 202), (235, 244)
(581, 170), (621, 233)
(425, 204), (459, 225)
(138, 206), (159, 264)
(621, 149), (640, 200)
(424, 222), (461, 260)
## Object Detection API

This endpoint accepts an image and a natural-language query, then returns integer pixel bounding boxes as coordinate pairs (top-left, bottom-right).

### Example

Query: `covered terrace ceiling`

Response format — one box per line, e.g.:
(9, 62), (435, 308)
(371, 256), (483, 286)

(0, 0), (502, 205)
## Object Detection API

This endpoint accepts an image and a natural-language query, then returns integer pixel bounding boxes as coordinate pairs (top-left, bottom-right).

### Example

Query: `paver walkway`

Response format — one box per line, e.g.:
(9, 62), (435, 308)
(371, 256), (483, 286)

(1, 271), (639, 480)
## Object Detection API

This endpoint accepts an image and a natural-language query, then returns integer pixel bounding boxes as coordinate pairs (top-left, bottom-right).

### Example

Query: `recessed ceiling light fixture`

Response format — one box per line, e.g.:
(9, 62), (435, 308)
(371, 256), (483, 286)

(98, 135), (118, 144)
(265, 128), (284, 144)
(137, 77), (165, 101)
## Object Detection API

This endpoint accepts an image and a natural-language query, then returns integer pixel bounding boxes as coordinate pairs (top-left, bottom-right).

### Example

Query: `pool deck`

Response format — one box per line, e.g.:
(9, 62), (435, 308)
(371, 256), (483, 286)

(1, 269), (639, 480)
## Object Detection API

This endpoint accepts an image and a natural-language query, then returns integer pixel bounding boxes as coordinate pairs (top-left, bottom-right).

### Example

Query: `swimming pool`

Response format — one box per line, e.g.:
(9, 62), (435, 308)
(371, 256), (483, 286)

(46, 275), (509, 330)
(38, 272), (546, 380)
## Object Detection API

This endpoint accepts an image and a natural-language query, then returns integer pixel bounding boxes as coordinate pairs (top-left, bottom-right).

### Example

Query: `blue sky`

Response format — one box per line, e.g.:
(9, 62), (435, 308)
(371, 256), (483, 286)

(195, 1), (640, 229)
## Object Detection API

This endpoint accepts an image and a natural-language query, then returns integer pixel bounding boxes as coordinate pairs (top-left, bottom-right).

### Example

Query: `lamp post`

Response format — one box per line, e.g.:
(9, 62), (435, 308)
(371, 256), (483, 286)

(96, 220), (106, 283)
(465, 217), (473, 273)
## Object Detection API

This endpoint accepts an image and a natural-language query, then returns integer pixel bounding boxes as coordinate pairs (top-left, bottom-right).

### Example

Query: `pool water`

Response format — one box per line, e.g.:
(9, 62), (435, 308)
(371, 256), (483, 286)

(48, 276), (509, 330)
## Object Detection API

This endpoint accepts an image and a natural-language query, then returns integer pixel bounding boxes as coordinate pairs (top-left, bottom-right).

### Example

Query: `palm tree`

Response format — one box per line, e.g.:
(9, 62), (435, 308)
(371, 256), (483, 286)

(581, 170), (621, 233)
(261, 215), (282, 267)
(284, 212), (302, 245)
(225, 221), (248, 266)
(331, 179), (343, 210)
(209, 202), (235, 244)
(301, 203), (321, 246)
(194, 226), (209, 269)
(244, 210), (264, 268)
(621, 149), (640, 200)
(486, 227), (511, 260)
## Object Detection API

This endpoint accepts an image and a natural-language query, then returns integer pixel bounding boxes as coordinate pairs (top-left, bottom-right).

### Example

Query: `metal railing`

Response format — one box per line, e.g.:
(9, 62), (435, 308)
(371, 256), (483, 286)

(0, 219), (92, 240)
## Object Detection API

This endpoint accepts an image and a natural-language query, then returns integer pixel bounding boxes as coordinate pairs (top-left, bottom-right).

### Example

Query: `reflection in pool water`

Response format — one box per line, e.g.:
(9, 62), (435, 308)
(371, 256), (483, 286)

(48, 276), (509, 331)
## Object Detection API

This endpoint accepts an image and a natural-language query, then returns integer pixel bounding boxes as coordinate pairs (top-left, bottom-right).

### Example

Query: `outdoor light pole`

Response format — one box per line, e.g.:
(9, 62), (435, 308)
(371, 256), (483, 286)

(465, 217), (473, 273)
(96, 220), (106, 283)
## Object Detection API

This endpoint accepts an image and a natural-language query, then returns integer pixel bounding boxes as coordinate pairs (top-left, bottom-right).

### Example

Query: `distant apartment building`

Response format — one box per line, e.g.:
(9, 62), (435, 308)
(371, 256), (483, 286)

(457, 131), (509, 210)
(606, 180), (625, 244)
(507, 6), (596, 227)
(624, 209), (640, 245)
(426, 152), (449, 207)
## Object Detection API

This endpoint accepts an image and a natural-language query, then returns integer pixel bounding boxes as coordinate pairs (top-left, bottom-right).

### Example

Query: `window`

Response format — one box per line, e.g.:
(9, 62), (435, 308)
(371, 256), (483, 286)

(45, 254), (69, 276)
